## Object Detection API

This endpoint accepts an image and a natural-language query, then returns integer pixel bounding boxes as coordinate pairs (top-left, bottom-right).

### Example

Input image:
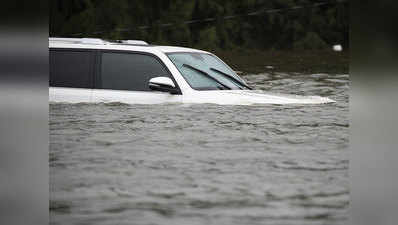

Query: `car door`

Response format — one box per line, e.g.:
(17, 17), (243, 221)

(91, 51), (182, 104)
(49, 49), (94, 103)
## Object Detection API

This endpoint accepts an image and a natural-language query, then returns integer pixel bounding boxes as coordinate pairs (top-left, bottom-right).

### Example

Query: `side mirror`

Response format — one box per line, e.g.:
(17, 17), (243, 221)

(148, 77), (179, 94)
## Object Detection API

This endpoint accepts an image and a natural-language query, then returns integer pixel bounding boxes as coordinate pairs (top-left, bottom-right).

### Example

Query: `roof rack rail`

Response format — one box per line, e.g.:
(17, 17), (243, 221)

(49, 37), (108, 45)
(114, 40), (149, 45)
(49, 37), (149, 46)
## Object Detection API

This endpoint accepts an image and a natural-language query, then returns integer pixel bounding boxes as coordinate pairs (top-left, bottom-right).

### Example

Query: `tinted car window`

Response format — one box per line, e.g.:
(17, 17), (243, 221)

(100, 52), (169, 91)
(50, 50), (93, 88)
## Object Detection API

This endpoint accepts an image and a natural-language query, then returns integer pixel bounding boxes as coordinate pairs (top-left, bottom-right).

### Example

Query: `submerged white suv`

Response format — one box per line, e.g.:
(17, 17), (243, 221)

(49, 38), (334, 105)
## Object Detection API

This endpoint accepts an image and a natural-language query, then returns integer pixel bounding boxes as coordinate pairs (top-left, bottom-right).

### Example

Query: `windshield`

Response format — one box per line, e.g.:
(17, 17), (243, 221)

(167, 52), (249, 90)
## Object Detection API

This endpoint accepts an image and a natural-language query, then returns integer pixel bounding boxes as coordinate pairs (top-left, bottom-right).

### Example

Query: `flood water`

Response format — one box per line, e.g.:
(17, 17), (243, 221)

(50, 72), (349, 225)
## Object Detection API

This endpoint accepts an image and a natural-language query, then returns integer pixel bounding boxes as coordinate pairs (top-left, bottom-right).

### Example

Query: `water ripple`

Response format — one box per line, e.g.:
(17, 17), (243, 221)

(50, 72), (349, 225)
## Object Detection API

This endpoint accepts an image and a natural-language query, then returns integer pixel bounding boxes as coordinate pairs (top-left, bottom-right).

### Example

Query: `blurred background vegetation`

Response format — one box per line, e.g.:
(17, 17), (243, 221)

(50, 0), (349, 73)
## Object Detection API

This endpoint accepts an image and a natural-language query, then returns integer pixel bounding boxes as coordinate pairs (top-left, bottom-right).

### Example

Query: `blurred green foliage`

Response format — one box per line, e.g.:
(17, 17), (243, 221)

(50, 0), (348, 51)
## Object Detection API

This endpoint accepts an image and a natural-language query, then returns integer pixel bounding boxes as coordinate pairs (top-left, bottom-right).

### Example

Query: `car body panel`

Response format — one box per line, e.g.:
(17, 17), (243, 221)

(49, 87), (334, 105)
(182, 90), (335, 105)
(49, 87), (92, 103)
(91, 89), (182, 104)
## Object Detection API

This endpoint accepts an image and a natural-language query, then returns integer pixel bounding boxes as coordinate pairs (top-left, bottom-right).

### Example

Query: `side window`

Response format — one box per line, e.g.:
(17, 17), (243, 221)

(99, 52), (170, 91)
(49, 49), (93, 88)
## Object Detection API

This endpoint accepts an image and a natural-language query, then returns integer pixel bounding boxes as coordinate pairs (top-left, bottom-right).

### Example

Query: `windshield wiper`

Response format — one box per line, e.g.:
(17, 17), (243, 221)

(182, 64), (231, 90)
(210, 67), (252, 90)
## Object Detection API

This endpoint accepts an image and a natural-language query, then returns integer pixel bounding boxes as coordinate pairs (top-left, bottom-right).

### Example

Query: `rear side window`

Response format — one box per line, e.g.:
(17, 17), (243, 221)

(50, 50), (93, 88)
(99, 52), (169, 91)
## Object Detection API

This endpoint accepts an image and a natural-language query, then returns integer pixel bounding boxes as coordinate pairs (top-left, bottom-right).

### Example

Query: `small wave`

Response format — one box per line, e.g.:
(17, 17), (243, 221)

(272, 164), (348, 171)
(103, 102), (130, 107)
(50, 200), (71, 214)
(265, 190), (349, 201)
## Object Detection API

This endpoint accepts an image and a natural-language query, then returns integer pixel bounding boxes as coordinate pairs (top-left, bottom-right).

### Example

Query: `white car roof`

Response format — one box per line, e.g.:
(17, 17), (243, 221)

(49, 37), (210, 54)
